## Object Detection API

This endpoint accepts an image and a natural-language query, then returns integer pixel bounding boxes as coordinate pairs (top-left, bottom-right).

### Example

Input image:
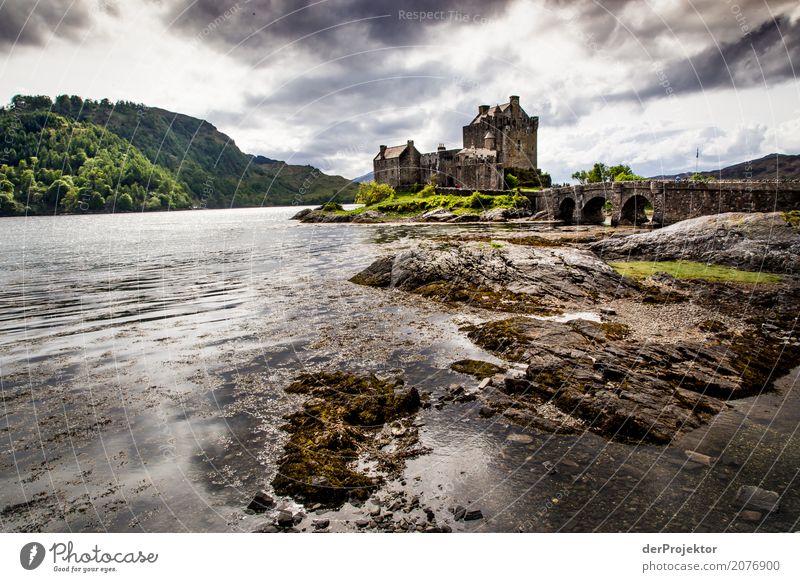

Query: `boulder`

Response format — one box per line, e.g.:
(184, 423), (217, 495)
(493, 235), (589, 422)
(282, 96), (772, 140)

(449, 213), (481, 223)
(247, 490), (275, 513)
(419, 208), (457, 222)
(276, 510), (295, 528)
(350, 241), (634, 312)
(590, 212), (800, 273)
(352, 210), (385, 223)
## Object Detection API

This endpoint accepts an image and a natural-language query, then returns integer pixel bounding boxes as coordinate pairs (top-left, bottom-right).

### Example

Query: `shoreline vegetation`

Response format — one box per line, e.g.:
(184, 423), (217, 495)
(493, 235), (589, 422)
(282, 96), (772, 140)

(292, 180), (538, 224)
(262, 210), (800, 529)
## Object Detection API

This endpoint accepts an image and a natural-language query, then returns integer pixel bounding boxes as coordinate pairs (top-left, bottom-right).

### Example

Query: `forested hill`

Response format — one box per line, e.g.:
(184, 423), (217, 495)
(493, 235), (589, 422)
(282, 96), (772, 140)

(0, 94), (357, 216)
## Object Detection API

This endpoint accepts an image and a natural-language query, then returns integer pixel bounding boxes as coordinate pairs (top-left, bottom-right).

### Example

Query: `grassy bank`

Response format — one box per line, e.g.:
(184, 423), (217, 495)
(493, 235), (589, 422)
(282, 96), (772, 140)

(347, 181), (529, 218)
(610, 260), (782, 284)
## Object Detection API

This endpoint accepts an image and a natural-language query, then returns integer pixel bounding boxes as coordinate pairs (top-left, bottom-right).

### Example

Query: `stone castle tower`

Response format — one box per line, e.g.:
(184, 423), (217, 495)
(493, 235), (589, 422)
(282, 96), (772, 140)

(373, 95), (538, 190)
(462, 96), (538, 169)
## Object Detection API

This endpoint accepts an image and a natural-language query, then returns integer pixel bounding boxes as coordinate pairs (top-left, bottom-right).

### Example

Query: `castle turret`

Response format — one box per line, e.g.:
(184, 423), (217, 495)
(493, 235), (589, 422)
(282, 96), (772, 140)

(484, 131), (496, 150)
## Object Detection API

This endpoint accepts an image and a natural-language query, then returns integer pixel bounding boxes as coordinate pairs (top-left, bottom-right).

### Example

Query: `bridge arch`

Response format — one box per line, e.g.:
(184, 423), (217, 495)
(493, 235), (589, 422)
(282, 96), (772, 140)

(619, 194), (652, 226)
(558, 197), (576, 224)
(581, 195), (609, 225)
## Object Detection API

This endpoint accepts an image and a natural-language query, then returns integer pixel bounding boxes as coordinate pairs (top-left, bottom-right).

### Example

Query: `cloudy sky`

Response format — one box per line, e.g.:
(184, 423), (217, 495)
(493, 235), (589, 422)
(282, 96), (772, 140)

(1, 0), (798, 182)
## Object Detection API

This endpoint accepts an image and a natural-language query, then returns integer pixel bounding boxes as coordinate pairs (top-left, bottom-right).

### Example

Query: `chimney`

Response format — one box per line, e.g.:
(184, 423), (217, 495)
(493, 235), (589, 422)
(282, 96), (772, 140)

(479, 105), (489, 115)
(407, 139), (414, 149)
(438, 143), (446, 152)
(509, 95), (520, 116)
(379, 145), (387, 158)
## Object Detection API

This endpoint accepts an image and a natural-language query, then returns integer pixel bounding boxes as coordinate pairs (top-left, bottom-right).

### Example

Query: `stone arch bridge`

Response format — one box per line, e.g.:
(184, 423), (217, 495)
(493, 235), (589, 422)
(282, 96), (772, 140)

(528, 180), (800, 226)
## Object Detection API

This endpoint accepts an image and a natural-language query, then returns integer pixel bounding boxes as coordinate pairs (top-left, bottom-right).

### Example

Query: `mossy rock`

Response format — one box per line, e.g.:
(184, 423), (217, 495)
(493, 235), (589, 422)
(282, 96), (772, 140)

(449, 359), (506, 379)
(600, 322), (631, 340)
(272, 371), (420, 508)
(413, 280), (559, 315)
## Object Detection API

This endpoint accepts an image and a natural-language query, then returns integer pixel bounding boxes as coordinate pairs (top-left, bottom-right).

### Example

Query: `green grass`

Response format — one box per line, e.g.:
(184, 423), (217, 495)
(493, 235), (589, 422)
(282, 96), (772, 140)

(782, 210), (800, 229)
(610, 260), (782, 284)
(343, 190), (529, 217)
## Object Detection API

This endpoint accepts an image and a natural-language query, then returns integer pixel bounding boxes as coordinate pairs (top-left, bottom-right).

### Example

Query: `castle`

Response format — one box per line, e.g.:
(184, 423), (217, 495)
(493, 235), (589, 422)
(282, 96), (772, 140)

(373, 96), (538, 191)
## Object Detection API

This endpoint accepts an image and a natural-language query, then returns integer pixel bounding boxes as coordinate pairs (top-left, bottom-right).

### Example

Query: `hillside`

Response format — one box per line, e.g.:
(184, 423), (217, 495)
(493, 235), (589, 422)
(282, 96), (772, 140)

(0, 95), (356, 215)
(651, 153), (800, 181)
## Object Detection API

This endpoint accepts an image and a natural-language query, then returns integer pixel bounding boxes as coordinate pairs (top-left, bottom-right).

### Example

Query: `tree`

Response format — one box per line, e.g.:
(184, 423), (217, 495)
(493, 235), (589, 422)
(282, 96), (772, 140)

(355, 180), (394, 206)
(572, 162), (643, 184)
(116, 193), (134, 211)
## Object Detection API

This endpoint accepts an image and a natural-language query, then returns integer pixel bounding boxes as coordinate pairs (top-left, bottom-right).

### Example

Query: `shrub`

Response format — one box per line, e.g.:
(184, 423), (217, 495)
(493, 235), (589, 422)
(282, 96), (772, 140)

(321, 201), (344, 212)
(417, 184), (436, 198)
(468, 191), (494, 209)
(355, 180), (394, 206)
(505, 174), (519, 189)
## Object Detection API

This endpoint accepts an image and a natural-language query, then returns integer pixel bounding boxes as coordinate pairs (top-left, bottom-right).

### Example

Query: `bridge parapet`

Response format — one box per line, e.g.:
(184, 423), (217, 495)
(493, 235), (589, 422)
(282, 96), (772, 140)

(536, 180), (800, 226)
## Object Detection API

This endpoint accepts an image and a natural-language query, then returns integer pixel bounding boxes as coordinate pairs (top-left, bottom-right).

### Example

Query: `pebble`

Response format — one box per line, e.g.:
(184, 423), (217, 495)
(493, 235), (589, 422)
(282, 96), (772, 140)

(464, 509), (484, 521)
(736, 486), (780, 513)
(453, 505), (467, 521)
(740, 510), (762, 522)
(684, 450), (714, 466)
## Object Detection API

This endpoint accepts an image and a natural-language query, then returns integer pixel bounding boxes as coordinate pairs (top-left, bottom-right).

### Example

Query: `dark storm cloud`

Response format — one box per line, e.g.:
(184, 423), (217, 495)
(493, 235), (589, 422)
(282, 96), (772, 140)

(165, 0), (516, 59)
(609, 14), (800, 102)
(0, 0), (93, 49)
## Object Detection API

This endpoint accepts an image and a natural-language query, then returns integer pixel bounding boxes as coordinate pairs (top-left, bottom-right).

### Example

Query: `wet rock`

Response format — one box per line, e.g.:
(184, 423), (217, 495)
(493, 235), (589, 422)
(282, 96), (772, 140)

(465, 313), (791, 444)
(449, 213), (481, 223)
(478, 406), (495, 418)
(736, 486), (780, 513)
(480, 207), (531, 222)
(276, 510), (295, 528)
(312, 518), (330, 529)
(419, 208), (457, 222)
(349, 255), (394, 288)
(464, 509), (484, 521)
(355, 519), (370, 528)
(450, 359), (506, 379)
(247, 490), (275, 513)
(506, 433), (533, 444)
(453, 505), (467, 521)
(254, 524), (281, 533)
(290, 208), (314, 220)
(350, 241), (635, 314)
(740, 510), (763, 522)
(684, 450), (714, 466)
(297, 210), (355, 223)
(271, 371), (422, 508)
(352, 210), (385, 223)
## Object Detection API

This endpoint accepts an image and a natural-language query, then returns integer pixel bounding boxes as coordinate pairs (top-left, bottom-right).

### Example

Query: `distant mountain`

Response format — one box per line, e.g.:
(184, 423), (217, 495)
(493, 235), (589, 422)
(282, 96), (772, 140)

(0, 94), (356, 216)
(354, 171), (374, 183)
(650, 153), (800, 181)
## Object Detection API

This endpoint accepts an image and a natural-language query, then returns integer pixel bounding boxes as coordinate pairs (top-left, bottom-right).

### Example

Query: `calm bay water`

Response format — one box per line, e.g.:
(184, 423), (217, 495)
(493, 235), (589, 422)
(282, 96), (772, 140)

(1, 207), (798, 532)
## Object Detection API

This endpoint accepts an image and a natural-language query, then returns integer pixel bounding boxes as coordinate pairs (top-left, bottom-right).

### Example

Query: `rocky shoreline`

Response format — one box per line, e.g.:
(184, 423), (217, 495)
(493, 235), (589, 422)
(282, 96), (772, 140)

(291, 205), (547, 224)
(257, 211), (800, 532)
